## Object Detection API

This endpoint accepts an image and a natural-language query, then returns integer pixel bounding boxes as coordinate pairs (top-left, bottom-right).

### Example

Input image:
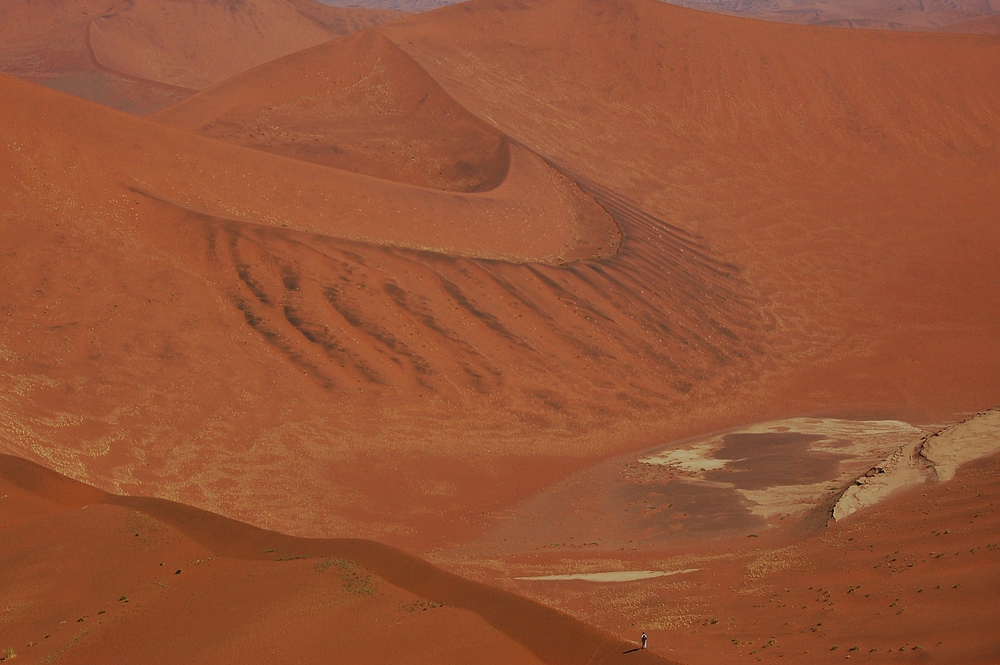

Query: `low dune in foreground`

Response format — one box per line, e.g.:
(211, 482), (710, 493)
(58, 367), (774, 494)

(0, 454), (676, 665)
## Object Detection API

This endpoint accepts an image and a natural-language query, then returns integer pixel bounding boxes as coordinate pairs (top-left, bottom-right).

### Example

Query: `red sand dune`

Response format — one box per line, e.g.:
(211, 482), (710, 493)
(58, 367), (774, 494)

(0, 0), (997, 550)
(2, 0), (999, 548)
(152, 30), (512, 191)
(379, 0), (1000, 425)
(0, 0), (399, 113)
(2, 0), (1000, 660)
(0, 453), (676, 664)
(88, 0), (402, 90)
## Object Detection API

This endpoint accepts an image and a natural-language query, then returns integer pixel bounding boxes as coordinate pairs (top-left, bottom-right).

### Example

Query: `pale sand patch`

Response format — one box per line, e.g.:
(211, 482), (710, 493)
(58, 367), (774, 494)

(642, 443), (728, 471)
(516, 569), (698, 582)
(738, 481), (835, 519)
(834, 408), (1000, 520)
(832, 442), (929, 521)
(640, 417), (923, 520)
(922, 409), (1000, 482)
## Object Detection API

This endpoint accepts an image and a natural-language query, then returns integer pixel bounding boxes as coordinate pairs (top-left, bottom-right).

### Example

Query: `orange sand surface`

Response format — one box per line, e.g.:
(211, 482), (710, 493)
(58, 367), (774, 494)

(0, 454), (676, 664)
(2, 0), (998, 549)
(0, 0), (399, 113)
(474, 449), (1000, 664)
(1, 0), (999, 660)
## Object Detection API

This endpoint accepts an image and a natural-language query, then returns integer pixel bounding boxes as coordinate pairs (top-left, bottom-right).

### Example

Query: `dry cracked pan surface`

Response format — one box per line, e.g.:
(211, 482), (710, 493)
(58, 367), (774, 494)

(1, 0), (999, 661)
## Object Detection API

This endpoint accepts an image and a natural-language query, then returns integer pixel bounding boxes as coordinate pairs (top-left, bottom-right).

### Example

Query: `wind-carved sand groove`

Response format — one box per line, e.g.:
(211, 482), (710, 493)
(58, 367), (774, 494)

(143, 32), (767, 400)
(147, 36), (768, 402)
(193, 198), (764, 402)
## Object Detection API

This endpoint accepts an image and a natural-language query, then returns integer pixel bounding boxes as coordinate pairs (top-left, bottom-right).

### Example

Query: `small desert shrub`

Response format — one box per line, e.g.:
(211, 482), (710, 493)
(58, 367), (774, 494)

(2, 646), (16, 661)
(314, 558), (376, 595)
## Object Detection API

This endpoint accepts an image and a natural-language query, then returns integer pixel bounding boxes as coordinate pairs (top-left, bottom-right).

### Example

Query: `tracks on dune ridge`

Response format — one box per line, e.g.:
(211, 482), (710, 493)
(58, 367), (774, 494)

(0, 453), (682, 665)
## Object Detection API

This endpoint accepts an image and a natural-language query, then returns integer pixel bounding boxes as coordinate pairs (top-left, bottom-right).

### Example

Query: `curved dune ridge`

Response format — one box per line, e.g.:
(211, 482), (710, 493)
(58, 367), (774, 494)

(0, 453), (679, 665)
(152, 31), (511, 192)
(0, 50), (762, 542)
(3, 0), (1000, 661)
(87, 0), (405, 91)
(0, 0), (400, 113)
(0, 73), (618, 264)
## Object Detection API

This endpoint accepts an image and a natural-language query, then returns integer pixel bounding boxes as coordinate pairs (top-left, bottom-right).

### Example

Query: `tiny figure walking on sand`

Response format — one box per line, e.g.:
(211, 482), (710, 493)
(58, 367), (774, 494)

(641, 632), (647, 649)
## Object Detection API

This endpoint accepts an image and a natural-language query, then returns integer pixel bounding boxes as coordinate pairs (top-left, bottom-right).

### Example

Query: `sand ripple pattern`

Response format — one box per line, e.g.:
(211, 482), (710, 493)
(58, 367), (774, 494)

(199, 178), (765, 404)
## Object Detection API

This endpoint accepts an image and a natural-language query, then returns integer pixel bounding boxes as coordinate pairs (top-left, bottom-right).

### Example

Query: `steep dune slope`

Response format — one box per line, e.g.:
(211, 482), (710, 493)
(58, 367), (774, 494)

(0, 0), (399, 113)
(153, 30), (510, 191)
(1, 73), (614, 262)
(380, 0), (1000, 423)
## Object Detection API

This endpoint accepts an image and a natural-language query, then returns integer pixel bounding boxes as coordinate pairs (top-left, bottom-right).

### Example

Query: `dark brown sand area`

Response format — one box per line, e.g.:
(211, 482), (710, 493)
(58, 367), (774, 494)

(1, 0), (999, 661)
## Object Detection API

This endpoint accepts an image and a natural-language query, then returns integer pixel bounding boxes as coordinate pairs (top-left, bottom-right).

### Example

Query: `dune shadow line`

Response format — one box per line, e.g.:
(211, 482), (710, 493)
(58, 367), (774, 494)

(0, 453), (683, 665)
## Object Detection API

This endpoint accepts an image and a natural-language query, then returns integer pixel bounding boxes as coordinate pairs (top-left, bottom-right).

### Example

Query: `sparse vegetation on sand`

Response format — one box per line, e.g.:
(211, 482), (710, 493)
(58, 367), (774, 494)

(315, 558), (377, 595)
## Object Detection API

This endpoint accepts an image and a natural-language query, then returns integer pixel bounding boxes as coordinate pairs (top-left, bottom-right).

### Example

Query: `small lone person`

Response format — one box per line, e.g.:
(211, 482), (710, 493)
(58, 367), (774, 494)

(641, 632), (648, 649)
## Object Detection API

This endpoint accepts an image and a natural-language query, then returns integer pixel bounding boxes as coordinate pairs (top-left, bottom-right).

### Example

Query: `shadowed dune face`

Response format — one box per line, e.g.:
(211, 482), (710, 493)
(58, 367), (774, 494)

(0, 73), (619, 263)
(0, 0), (189, 114)
(0, 0), (400, 113)
(3, 0), (1000, 549)
(2, 0), (1000, 660)
(153, 31), (511, 192)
